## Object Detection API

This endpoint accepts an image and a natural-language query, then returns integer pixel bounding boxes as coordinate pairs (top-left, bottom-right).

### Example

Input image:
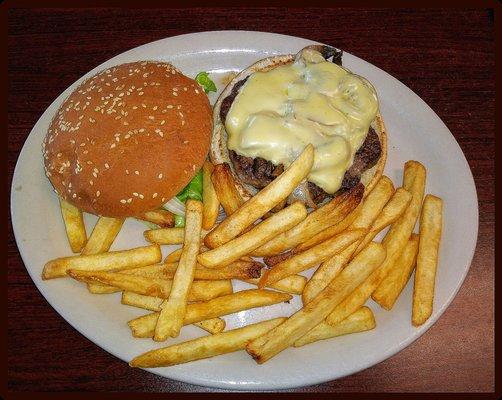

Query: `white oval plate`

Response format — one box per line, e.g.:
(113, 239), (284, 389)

(11, 31), (478, 390)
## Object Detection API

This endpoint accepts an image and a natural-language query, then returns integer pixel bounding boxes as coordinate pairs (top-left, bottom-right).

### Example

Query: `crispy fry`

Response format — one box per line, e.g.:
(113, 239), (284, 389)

(246, 243), (386, 363)
(412, 195), (443, 326)
(353, 188), (412, 256)
(155, 200), (203, 340)
(263, 251), (293, 268)
(137, 209), (175, 228)
(294, 307), (376, 347)
(87, 283), (120, 294)
(295, 202), (361, 252)
(259, 229), (365, 287)
(202, 161), (220, 230)
(198, 202), (307, 268)
(126, 289), (292, 338)
(42, 245), (161, 279)
(252, 184), (363, 257)
(205, 145), (314, 248)
(81, 217), (124, 255)
(59, 199), (87, 253)
(296, 177), (394, 253)
(366, 161), (425, 306)
(164, 247), (183, 263)
(194, 318), (226, 334)
(302, 243), (356, 304)
(161, 261), (263, 281)
(68, 269), (232, 302)
(211, 163), (244, 216)
(130, 318), (286, 368)
(244, 273), (307, 295)
(372, 234), (419, 310)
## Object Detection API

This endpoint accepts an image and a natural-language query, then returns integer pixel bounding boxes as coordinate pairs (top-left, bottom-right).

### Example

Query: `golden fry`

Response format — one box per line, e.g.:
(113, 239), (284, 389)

(246, 243), (386, 363)
(164, 247), (183, 263)
(81, 216), (124, 255)
(59, 199), (87, 253)
(294, 307), (376, 347)
(42, 245), (161, 279)
(130, 318), (286, 368)
(412, 194), (443, 326)
(205, 145), (314, 248)
(194, 318), (226, 334)
(198, 202), (307, 268)
(155, 200), (203, 340)
(68, 269), (232, 302)
(252, 184), (363, 257)
(372, 234), (419, 310)
(137, 209), (175, 228)
(244, 273), (307, 295)
(202, 161), (220, 230)
(259, 229), (365, 287)
(211, 163), (244, 216)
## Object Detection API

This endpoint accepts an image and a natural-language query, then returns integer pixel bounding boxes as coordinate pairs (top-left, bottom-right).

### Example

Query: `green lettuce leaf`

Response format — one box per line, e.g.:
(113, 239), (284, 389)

(176, 169), (203, 203)
(195, 71), (217, 94)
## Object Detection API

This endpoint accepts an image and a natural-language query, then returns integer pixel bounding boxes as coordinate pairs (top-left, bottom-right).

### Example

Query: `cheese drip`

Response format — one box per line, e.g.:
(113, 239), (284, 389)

(225, 49), (379, 194)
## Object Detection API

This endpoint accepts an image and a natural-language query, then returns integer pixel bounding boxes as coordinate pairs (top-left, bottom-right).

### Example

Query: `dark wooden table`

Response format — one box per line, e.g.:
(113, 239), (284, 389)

(7, 8), (494, 393)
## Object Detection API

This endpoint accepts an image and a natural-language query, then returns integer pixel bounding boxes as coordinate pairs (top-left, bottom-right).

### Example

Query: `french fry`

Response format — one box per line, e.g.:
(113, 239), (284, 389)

(246, 243), (386, 363)
(68, 269), (232, 302)
(295, 176), (393, 253)
(211, 163), (244, 215)
(368, 161), (426, 304)
(42, 245), (161, 279)
(137, 209), (175, 228)
(155, 200), (203, 340)
(194, 318), (226, 334)
(259, 229), (365, 287)
(372, 234), (419, 310)
(294, 307), (376, 347)
(205, 145), (314, 248)
(164, 247), (183, 263)
(202, 161), (220, 230)
(302, 243), (356, 304)
(81, 217), (124, 255)
(59, 199), (87, 253)
(244, 273), (307, 295)
(294, 202), (362, 252)
(126, 289), (292, 338)
(87, 283), (120, 294)
(412, 195), (443, 326)
(263, 251), (293, 268)
(252, 184), (363, 257)
(144, 227), (207, 245)
(161, 261), (263, 281)
(130, 318), (286, 368)
(353, 188), (412, 257)
(301, 179), (397, 304)
(197, 202), (307, 268)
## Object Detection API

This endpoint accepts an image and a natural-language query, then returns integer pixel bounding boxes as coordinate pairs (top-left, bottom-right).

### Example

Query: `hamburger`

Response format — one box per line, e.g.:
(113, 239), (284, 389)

(42, 61), (212, 219)
(211, 45), (387, 209)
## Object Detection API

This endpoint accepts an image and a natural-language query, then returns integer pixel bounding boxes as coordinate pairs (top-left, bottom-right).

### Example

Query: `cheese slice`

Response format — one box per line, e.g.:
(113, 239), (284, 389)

(225, 49), (379, 194)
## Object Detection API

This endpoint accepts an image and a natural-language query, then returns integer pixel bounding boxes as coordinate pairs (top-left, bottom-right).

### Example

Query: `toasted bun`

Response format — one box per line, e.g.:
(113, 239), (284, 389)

(211, 46), (387, 202)
(42, 61), (211, 218)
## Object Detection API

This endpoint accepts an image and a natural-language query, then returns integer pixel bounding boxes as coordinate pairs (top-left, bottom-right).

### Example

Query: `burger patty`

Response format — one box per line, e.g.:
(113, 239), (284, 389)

(229, 127), (381, 204)
(220, 48), (381, 205)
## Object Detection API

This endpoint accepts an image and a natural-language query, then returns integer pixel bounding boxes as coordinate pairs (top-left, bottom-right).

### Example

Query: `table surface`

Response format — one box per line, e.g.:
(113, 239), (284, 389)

(7, 8), (494, 393)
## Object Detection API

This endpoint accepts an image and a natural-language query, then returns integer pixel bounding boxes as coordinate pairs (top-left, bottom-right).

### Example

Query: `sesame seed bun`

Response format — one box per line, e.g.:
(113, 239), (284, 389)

(42, 61), (211, 218)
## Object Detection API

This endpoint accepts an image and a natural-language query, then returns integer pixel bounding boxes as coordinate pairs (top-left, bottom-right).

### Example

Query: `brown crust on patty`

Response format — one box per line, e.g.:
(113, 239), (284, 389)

(42, 61), (212, 218)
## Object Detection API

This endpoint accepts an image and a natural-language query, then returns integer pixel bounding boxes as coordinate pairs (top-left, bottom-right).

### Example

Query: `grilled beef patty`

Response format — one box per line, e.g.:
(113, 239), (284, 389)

(221, 48), (381, 205)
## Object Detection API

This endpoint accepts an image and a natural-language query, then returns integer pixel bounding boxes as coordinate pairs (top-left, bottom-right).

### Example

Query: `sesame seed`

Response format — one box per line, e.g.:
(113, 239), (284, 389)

(127, 198), (132, 203)
(125, 169), (129, 174)
(152, 192), (158, 198)
(153, 106), (158, 110)
(72, 193), (77, 198)
(148, 116), (155, 120)
(96, 191), (101, 197)
(90, 180), (93, 185)
(133, 192), (138, 197)
(160, 120), (165, 125)
(104, 163), (110, 169)
(158, 173), (163, 179)
(120, 199), (126, 204)
(135, 170), (139, 175)
(139, 194), (144, 199)
(110, 143), (116, 149)
(92, 172), (97, 178)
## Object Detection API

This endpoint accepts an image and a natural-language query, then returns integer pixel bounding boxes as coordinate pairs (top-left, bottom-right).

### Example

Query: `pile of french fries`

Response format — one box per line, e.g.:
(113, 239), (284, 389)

(43, 144), (443, 368)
